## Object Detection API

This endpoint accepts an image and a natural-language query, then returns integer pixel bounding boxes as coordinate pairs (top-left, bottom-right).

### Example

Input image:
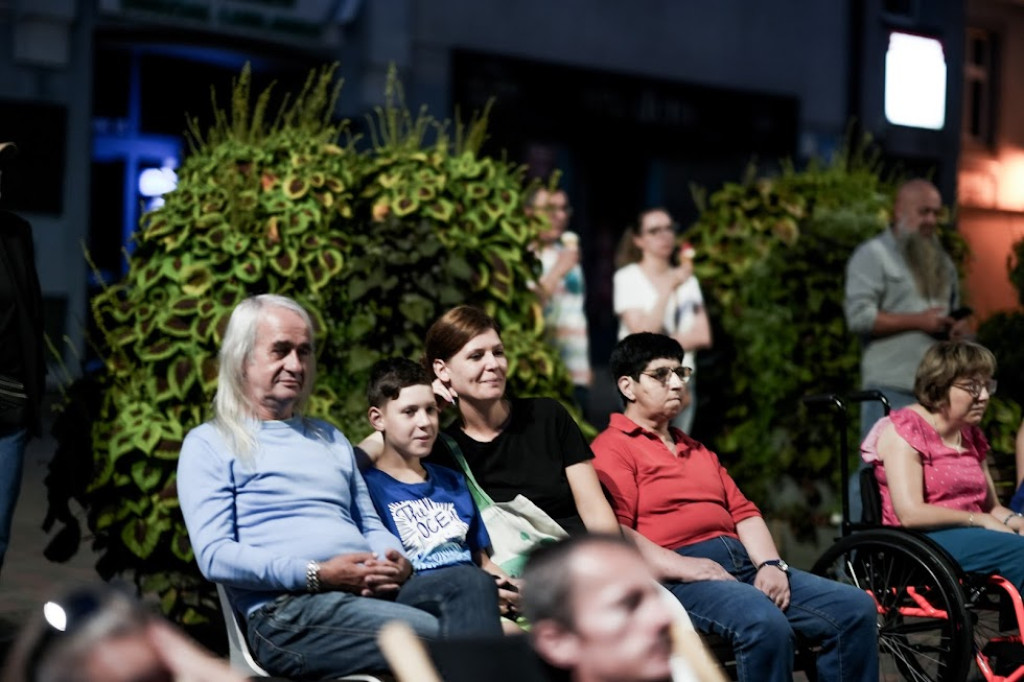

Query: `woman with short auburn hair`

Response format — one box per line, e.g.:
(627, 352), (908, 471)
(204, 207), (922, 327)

(863, 339), (1024, 590)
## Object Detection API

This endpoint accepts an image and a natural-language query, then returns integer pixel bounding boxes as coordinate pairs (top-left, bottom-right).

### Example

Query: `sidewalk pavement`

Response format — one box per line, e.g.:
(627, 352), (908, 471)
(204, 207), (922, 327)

(0, 400), (101, 661)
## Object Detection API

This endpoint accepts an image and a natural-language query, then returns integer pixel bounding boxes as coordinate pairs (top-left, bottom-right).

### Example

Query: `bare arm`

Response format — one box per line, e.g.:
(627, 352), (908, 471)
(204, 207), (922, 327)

(475, 550), (522, 616)
(356, 431), (384, 462)
(621, 526), (735, 583)
(537, 248), (579, 303)
(1016, 421), (1024, 488)
(734, 516), (783, 569)
(981, 460), (1024, 534)
(881, 425), (1013, 533)
(872, 309), (952, 337)
(674, 307), (712, 352)
(619, 267), (691, 334)
(565, 461), (622, 534)
(734, 516), (790, 610)
(620, 300), (674, 335)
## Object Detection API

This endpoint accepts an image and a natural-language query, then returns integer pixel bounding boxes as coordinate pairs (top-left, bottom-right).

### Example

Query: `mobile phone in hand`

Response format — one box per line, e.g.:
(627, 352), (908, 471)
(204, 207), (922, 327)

(949, 306), (973, 321)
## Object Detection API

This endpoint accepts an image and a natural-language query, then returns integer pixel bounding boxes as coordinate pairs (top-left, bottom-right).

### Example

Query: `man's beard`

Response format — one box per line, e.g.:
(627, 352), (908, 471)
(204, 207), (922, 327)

(897, 224), (950, 302)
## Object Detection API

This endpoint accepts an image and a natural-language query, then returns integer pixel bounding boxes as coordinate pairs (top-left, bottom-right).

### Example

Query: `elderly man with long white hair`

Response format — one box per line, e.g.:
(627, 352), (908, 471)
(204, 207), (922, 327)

(178, 294), (498, 680)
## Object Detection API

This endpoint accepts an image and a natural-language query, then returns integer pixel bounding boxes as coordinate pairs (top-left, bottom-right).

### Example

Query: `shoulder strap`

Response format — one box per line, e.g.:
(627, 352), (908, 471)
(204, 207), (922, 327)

(439, 433), (494, 510)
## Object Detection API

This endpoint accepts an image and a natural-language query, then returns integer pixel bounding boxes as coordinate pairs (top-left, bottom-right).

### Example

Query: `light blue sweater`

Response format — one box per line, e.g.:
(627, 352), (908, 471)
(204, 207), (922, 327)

(177, 418), (404, 617)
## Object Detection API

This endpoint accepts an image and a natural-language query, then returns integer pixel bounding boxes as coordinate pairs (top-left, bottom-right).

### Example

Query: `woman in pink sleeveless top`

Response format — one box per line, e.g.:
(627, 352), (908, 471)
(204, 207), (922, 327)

(861, 340), (1024, 590)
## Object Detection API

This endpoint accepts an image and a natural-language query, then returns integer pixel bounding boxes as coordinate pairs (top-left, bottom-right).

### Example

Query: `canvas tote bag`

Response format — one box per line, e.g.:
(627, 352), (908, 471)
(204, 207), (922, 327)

(440, 433), (568, 577)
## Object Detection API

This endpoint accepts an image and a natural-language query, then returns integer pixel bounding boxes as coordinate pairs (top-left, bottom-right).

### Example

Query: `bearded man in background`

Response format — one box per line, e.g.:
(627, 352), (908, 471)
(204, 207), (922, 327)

(843, 178), (969, 521)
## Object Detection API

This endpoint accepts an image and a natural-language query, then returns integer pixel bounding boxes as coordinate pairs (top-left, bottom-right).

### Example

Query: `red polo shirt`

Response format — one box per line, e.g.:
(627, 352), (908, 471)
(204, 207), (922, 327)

(592, 413), (761, 551)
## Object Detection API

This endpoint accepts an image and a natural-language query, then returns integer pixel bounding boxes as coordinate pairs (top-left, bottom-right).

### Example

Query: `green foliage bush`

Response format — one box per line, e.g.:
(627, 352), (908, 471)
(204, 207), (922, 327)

(45, 65), (575, 624)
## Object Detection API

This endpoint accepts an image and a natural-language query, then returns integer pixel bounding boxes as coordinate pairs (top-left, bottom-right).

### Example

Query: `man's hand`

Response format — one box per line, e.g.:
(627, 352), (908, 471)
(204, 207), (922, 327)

(674, 557), (737, 583)
(317, 552), (380, 593)
(917, 307), (954, 336)
(363, 549), (414, 597)
(949, 318), (972, 340)
(753, 566), (791, 611)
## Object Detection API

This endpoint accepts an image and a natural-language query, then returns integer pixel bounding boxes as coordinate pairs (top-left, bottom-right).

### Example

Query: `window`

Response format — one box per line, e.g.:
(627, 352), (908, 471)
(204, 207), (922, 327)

(884, 32), (947, 130)
(963, 27), (998, 147)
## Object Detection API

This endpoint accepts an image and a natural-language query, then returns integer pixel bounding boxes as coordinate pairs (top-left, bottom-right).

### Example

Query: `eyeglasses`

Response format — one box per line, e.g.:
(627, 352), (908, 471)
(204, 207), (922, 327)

(641, 223), (677, 237)
(952, 379), (997, 398)
(640, 366), (692, 385)
(542, 204), (573, 216)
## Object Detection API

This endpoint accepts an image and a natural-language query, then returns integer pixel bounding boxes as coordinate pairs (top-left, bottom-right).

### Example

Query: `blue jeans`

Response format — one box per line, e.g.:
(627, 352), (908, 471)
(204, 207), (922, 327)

(849, 386), (916, 523)
(0, 426), (27, 572)
(927, 527), (1024, 592)
(248, 564), (499, 678)
(665, 536), (878, 682)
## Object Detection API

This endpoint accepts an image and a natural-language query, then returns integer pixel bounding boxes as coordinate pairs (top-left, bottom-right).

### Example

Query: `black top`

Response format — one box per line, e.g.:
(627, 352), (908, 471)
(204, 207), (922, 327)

(434, 397), (594, 535)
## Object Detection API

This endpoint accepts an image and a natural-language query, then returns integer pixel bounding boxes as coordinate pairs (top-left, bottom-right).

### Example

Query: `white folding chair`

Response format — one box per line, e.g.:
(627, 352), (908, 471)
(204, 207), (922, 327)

(215, 583), (386, 681)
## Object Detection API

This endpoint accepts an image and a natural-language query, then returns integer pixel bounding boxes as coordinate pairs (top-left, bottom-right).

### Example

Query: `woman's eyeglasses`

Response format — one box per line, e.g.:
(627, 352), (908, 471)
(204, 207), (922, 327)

(952, 379), (997, 398)
(640, 366), (692, 385)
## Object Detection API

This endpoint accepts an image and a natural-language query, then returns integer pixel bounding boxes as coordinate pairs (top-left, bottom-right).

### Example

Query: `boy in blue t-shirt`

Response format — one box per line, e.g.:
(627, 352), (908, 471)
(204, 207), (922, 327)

(362, 358), (520, 627)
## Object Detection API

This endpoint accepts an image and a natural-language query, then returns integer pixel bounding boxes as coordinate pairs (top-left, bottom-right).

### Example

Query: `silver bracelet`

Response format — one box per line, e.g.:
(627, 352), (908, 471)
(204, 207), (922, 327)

(306, 560), (322, 593)
(1003, 512), (1023, 527)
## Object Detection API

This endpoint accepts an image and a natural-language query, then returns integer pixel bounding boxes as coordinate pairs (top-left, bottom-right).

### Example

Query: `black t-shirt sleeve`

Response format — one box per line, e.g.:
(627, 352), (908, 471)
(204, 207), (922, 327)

(543, 398), (594, 468)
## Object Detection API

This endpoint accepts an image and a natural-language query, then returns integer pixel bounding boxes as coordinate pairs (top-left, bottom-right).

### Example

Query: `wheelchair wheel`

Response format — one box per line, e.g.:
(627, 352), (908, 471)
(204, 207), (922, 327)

(811, 529), (973, 682)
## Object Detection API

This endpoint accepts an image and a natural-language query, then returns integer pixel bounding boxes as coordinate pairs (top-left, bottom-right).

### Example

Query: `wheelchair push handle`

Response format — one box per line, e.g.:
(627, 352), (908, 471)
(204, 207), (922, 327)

(802, 390), (892, 536)
(845, 390), (892, 416)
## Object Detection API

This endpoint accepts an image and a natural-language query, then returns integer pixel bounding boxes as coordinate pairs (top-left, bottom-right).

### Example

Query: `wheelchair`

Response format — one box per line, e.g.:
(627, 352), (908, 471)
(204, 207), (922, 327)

(806, 391), (1024, 682)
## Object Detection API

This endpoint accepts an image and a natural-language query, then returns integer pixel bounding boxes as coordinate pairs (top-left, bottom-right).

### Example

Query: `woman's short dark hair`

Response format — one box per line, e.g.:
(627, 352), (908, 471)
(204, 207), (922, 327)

(609, 333), (685, 403)
(914, 340), (997, 411)
(424, 306), (502, 365)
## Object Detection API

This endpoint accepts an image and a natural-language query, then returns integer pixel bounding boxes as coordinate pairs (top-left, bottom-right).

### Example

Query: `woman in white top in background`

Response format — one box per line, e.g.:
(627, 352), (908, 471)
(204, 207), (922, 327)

(613, 207), (712, 433)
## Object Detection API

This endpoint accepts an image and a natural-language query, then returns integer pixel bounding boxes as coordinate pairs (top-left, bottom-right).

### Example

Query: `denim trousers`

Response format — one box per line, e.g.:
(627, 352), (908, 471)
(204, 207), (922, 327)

(248, 563), (500, 679)
(665, 536), (878, 682)
(927, 526), (1024, 592)
(848, 386), (916, 523)
(0, 426), (27, 572)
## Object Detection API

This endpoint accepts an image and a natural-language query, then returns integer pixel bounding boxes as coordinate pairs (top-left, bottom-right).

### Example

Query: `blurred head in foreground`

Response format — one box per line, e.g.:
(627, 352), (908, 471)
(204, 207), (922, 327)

(522, 535), (675, 682)
(3, 583), (243, 682)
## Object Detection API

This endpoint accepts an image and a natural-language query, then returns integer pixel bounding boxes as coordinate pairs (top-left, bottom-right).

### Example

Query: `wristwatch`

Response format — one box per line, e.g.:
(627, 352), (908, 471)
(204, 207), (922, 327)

(758, 559), (790, 576)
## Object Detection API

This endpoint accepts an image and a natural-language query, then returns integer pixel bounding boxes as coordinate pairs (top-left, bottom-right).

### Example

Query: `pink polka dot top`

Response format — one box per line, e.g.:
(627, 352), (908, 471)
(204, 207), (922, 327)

(861, 407), (989, 527)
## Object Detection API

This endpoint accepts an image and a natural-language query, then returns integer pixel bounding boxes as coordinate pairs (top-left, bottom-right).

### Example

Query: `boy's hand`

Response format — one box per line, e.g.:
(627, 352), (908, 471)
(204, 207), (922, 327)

(496, 576), (522, 617)
(363, 550), (414, 597)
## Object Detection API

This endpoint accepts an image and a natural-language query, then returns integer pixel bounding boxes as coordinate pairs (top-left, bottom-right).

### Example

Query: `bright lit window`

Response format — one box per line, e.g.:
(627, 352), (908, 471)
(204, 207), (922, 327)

(884, 32), (947, 130)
